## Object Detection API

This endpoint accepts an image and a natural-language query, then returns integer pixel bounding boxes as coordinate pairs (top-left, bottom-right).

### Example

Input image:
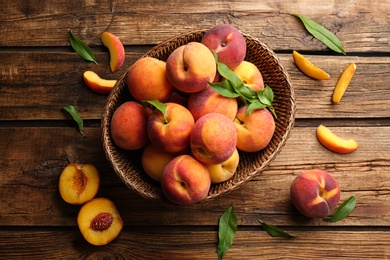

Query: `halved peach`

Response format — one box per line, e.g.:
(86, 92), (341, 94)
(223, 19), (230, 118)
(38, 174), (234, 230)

(83, 70), (116, 95)
(101, 31), (125, 72)
(59, 163), (100, 205)
(316, 124), (358, 154)
(77, 197), (123, 246)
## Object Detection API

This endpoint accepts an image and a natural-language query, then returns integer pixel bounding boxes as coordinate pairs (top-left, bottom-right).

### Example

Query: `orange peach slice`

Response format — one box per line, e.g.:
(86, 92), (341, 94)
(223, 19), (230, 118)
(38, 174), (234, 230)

(59, 163), (100, 205)
(316, 124), (358, 154)
(77, 197), (123, 246)
(292, 50), (330, 80)
(332, 63), (356, 104)
(83, 70), (116, 95)
(101, 31), (125, 72)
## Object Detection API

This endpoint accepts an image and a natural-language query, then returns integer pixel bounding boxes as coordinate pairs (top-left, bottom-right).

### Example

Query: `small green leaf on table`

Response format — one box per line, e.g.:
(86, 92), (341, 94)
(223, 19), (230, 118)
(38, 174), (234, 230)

(323, 195), (356, 222)
(217, 205), (238, 260)
(63, 105), (84, 135)
(292, 14), (346, 55)
(258, 219), (298, 238)
(69, 31), (98, 64)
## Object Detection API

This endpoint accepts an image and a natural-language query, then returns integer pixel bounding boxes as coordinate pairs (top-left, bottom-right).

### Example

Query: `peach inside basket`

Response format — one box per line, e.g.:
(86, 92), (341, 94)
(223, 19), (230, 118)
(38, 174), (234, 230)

(101, 29), (296, 203)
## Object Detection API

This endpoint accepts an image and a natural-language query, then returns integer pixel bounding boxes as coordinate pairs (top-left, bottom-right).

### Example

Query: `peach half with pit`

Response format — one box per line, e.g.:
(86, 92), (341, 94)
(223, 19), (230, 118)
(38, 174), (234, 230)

(234, 106), (275, 152)
(77, 197), (123, 246)
(206, 148), (240, 184)
(166, 42), (217, 93)
(147, 102), (195, 153)
(59, 163), (100, 205)
(187, 86), (238, 121)
(127, 57), (173, 102)
(83, 70), (116, 95)
(190, 113), (237, 165)
(290, 170), (341, 219)
(101, 31), (125, 73)
(161, 154), (211, 205)
(201, 24), (247, 70)
(110, 101), (150, 150)
(232, 61), (264, 92)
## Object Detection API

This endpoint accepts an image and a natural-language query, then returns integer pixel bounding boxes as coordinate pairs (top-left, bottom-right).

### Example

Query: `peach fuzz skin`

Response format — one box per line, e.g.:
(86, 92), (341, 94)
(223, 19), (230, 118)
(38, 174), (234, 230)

(187, 86), (238, 121)
(201, 24), (246, 70)
(110, 101), (150, 150)
(190, 113), (237, 165)
(232, 61), (264, 92)
(234, 106), (275, 152)
(101, 31), (125, 72)
(161, 155), (211, 205)
(147, 102), (195, 153)
(316, 124), (358, 154)
(127, 57), (173, 102)
(166, 42), (217, 93)
(83, 70), (116, 95)
(59, 163), (100, 205)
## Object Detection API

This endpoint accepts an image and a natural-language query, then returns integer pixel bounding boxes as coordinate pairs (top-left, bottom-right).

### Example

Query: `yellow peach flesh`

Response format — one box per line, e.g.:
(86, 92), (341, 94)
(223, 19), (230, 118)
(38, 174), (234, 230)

(316, 124), (358, 154)
(101, 31), (125, 72)
(293, 50), (330, 80)
(83, 71), (116, 94)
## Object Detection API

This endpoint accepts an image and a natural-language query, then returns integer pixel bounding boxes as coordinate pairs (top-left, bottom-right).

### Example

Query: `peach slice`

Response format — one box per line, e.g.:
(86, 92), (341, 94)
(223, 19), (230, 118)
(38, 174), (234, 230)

(59, 163), (100, 205)
(332, 63), (356, 104)
(292, 50), (330, 80)
(77, 197), (123, 246)
(101, 31), (125, 72)
(83, 70), (116, 95)
(316, 124), (358, 154)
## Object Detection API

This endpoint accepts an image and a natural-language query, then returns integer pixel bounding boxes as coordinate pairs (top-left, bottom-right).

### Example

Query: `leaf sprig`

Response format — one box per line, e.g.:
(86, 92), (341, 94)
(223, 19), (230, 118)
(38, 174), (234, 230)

(208, 52), (277, 118)
(323, 195), (356, 222)
(69, 31), (98, 64)
(217, 205), (238, 260)
(63, 105), (84, 135)
(292, 14), (346, 55)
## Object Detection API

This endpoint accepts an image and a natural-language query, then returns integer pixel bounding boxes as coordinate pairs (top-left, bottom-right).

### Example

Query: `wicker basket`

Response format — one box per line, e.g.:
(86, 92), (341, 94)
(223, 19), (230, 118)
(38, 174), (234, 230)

(101, 29), (296, 203)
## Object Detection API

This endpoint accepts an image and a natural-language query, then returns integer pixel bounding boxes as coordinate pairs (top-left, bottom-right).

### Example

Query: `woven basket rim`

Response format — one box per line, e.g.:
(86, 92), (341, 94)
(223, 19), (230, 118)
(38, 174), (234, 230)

(102, 28), (296, 203)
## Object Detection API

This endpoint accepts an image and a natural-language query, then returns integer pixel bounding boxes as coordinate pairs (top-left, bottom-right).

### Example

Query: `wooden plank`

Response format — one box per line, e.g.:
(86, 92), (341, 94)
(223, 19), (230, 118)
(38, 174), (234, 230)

(0, 0), (389, 52)
(0, 229), (389, 259)
(1, 126), (389, 226)
(1, 52), (389, 120)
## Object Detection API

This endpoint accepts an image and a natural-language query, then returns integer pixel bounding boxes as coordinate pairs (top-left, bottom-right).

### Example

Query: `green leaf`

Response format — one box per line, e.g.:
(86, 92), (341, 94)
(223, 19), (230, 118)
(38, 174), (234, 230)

(292, 14), (346, 55)
(142, 100), (167, 123)
(258, 219), (298, 238)
(246, 101), (267, 116)
(323, 195), (356, 222)
(63, 105), (84, 135)
(263, 85), (274, 102)
(217, 205), (237, 260)
(69, 31), (98, 63)
(209, 81), (241, 99)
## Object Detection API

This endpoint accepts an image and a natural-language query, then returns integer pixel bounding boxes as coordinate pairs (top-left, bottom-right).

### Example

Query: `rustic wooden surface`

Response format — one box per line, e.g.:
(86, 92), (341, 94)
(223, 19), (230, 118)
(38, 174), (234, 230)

(1, 0), (390, 259)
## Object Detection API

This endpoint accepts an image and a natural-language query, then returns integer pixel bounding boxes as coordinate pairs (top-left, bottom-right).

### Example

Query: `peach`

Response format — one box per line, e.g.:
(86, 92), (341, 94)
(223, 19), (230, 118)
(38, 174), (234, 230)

(101, 31), (125, 72)
(206, 148), (239, 184)
(234, 106), (275, 152)
(187, 86), (238, 121)
(232, 61), (264, 92)
(316, 124), (358, 154)
(290, 170), (341, 218)
(83, 70), (116, 95)
(77, 197), (123, 246)
(201, 24), (247, 70)
(110, 101), (150, 150)
(147, 102), (194, 153)
(141, 143), (187, 182)
(59, 163), (100, 205)
(166, 42), (217, 93)
(292, 50), (330, 80)
(190, 113), (237, 165)
(127, 57), (173, 102)
(161, 154), (211, 205)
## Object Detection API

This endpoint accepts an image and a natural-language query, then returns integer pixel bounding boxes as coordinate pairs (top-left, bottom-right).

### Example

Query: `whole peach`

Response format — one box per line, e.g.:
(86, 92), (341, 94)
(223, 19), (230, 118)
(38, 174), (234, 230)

(206, 148), (240, 184)
(201, 24), (247, 70)
(188, 86), (238, 121)
(161, 154), (211, 205)
(147, 102), (194, 153)
(127, 57), (173, 102)
(290, 170), (341, 218)
(166, 42), (217, 93)
(232, 61), (264, 92)
(234, 106), (275, 152)
(110, 101), (150, 150)
(190, 113), (237, 165)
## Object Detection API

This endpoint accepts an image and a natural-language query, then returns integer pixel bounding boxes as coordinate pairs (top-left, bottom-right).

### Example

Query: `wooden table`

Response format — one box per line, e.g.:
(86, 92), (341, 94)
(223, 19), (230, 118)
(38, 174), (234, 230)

(1, 0), (390, 259)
